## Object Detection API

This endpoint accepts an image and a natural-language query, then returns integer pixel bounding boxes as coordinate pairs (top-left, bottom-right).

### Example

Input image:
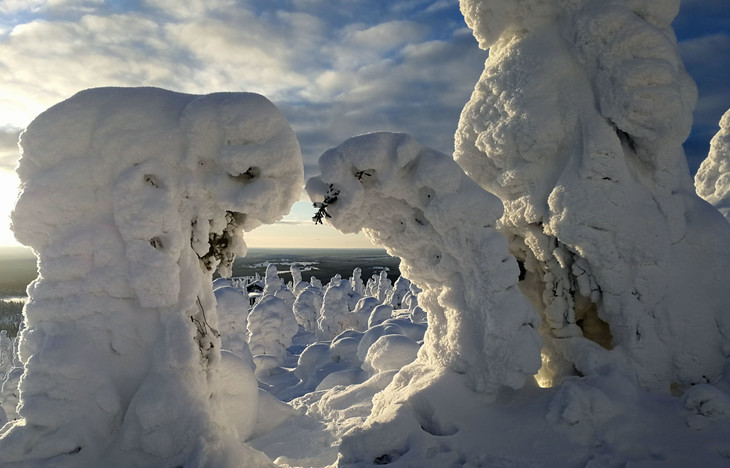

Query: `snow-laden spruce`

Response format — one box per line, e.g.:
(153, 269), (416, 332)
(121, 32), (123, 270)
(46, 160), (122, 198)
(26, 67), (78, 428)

(456, 0), (730, 392)
(307, 132), (541, 461)
(306, 132), (542, 463)
(696, 108), (730, 221)
(2, 87), (302, 467)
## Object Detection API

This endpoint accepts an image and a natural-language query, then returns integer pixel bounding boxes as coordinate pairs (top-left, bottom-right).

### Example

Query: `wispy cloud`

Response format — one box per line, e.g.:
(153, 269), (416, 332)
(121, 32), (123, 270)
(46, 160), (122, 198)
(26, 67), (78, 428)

(0, 0), (725, 179)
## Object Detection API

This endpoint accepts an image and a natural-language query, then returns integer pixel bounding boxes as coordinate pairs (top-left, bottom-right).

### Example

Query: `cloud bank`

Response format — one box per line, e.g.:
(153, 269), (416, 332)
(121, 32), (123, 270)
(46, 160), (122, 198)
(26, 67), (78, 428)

(0, 0), (726, 178)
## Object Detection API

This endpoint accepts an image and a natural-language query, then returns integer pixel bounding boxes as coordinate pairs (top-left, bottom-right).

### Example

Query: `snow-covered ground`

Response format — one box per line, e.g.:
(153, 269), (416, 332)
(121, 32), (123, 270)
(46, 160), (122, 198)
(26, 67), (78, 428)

(2, 0), (730, 466)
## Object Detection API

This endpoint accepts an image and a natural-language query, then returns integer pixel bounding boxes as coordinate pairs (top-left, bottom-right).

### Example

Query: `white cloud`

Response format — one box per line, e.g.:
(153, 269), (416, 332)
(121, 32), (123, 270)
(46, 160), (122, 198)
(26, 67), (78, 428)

(344, 20), (428, 52)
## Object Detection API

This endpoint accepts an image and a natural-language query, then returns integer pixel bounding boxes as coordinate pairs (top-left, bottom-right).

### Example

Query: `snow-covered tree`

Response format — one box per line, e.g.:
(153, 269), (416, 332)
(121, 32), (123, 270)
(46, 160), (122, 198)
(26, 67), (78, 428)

(455, 0), (730, 392)
(695, 108), (730, 221)
(263, 262), (283, 296)
(386, 276), (411, 309)
(1, 87), (302, 467)
(247, 295), (299, 374)
(350, 267), (365, 296)
(292, 285), (323, 331)
(317, 276), (358, 340)
(307, 131), (541, 396)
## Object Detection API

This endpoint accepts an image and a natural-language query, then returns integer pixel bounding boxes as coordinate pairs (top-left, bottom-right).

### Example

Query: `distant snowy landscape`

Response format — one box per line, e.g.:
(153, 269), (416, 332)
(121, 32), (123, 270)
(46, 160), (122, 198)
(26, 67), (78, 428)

(2, 0), (730, 467)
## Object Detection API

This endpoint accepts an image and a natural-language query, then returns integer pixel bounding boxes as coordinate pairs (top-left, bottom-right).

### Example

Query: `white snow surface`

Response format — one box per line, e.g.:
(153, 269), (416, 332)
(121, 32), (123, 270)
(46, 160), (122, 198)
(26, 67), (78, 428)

(2, 87), (302, 467)
(696, 108), (730, 221)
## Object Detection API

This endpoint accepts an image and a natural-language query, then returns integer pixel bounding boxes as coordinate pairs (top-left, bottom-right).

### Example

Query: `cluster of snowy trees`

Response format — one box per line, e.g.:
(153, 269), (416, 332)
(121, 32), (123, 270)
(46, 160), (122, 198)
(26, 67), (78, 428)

(213, 263), (425, 389)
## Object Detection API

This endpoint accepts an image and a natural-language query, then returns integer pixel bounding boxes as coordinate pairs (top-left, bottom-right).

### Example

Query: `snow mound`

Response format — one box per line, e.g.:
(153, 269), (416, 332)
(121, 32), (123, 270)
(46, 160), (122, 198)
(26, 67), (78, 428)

(217, 350), (260, 442)
(363, 334), (420, 374)
(2, 87), (302, 467)
(696, 108), (730, 221)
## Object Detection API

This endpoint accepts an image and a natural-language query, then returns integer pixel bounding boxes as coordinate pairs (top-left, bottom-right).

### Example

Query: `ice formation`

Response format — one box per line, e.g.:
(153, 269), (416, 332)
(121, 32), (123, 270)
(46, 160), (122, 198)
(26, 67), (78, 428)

(307, 131), (542, 462)
(696, 108), (730, 221)
(455, 0), (730, 392)
(2, 87), (302, 467)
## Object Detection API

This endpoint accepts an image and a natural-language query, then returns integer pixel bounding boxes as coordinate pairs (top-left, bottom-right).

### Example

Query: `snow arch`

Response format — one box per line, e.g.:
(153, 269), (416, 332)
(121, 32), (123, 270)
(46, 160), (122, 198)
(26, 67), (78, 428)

(2, 87), (302, 467)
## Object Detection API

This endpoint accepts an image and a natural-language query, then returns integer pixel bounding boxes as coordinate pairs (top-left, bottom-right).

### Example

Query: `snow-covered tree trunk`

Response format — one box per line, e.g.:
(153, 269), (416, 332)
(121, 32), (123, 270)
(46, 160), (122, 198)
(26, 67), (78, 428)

(455, 0), (730, 392)
(1, 87), (302, 467)
(695, 108), (730, 222)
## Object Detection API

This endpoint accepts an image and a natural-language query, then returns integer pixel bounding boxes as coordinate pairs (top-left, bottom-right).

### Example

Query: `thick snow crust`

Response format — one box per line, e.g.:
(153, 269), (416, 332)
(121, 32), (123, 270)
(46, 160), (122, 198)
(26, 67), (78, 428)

(456, 0), (730, 393)
(696, 108), (730, 221)
(1, 87), (302, 467)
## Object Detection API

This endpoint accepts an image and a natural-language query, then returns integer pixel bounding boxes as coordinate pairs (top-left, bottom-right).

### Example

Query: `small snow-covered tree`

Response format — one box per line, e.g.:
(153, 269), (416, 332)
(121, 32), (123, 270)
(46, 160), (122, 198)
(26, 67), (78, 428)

(695, 108), (730, 222)
(387, 276), (411, 309)
(350, 267), (365, 296)
(247, 295), (299, 373)
(263, 262), (283, 296)
(292, 285), (323, 331)
(317, 276), (359, 340)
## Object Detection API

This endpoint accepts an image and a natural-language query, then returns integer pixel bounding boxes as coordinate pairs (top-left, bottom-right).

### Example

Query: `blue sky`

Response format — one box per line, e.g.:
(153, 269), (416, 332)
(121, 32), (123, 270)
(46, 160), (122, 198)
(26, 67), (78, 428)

(0, 0), (727, 248)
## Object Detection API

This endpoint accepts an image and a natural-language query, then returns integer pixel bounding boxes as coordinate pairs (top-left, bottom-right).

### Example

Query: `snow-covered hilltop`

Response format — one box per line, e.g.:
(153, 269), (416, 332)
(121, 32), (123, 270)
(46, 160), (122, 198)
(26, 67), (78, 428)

(1, 87), (302, 467)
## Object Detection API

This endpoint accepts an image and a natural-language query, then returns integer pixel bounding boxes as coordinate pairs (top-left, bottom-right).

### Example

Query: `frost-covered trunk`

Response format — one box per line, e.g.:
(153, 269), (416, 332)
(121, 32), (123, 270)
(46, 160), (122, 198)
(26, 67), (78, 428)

(1, 87), (302, 467)
(455, 0), (730, 392)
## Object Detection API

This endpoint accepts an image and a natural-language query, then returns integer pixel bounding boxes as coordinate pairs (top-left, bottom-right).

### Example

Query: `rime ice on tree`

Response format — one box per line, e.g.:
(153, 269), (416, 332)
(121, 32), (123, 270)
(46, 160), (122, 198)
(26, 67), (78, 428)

(306, 131), (541, 395)
(1, 87), (302, 467)
(456, 0), (730, 392)
(696, 108), (730, 222)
